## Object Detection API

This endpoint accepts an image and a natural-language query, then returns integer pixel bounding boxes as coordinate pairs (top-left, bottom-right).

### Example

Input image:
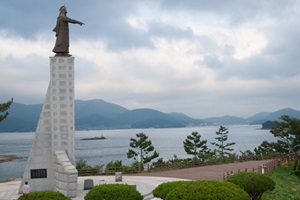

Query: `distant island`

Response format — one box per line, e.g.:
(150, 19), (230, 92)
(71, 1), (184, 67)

(81, 135), (107, 140)
(0, 155), (21, 163)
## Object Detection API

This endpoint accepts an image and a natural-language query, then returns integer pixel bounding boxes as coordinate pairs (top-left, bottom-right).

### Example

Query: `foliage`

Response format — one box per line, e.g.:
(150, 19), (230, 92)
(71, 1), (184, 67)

(0, 98), (13, 123)
(254, 141), (283, 158)
(127, 132), (159, 164)
(226, 172), (275, 200)
(211, 126), (236, 161)
(84, 184), (143, 200)
(76, 158), (104, 175)
(262, 163), (300, 200)
(130, 160), (144, 171)
(106, 160), (122, 169)
(256, 115), (300, 170)
(271, 115), (300, 154)
(152, 181), (190, 200)
(17, 191), (71, 200)
(183, 131), (210, 159)
(76, 158), (90, 170)
(239, 150), (256, 159)
(166, 180), (249, 200)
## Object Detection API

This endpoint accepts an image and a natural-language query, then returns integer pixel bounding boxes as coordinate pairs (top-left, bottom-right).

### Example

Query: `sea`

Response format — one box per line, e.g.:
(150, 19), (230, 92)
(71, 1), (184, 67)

(0, 125), (277, 181)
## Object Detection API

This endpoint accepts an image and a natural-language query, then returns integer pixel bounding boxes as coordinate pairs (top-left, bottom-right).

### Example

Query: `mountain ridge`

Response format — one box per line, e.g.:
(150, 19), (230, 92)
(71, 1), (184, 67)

(0, 99), (299, 132)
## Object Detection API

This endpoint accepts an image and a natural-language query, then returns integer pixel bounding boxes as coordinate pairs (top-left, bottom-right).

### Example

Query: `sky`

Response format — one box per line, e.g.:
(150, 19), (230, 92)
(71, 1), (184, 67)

(0, 0), (300, 118)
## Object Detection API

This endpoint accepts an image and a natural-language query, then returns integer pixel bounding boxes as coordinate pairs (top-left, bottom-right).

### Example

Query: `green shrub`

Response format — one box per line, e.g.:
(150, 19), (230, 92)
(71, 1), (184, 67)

(152, 181), (190, 200)
(131, 161), (144, 171)
(166, 180), (249, 200)
(17, 191), (71, 200)
(226, 172), (275, 200)
(84, 184), (143, 200)
(106, 160), (122, 169)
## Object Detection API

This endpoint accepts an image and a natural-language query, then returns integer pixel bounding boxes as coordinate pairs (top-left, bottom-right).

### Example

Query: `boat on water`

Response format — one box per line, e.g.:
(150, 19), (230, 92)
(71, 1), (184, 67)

(80, 134), (107, 140)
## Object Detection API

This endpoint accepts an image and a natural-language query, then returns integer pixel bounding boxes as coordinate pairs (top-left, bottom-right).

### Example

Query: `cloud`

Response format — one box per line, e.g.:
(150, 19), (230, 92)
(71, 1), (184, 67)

(1, 1), (300, 118)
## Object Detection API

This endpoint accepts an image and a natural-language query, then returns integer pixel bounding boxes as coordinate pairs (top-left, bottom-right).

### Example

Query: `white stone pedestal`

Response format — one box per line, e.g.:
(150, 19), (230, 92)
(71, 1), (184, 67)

(19, 57), (78, 198)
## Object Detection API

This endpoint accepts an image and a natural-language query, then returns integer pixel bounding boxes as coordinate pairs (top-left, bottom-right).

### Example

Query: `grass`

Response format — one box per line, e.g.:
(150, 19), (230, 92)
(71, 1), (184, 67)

(262, 162), (300, 200)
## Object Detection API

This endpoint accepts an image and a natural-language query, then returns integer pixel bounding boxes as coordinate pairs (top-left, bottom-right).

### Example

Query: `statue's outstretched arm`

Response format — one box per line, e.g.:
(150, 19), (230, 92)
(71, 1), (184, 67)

(64, 16), (84, 26)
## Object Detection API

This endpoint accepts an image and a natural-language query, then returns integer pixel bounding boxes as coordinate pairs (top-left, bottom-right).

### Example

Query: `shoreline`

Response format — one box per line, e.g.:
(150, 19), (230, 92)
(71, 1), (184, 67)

(0, 155), (21, 163)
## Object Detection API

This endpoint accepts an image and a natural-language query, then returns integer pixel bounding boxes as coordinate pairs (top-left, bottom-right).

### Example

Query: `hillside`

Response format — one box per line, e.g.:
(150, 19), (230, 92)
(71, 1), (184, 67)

(248, 108), (300, 124)
(0, 99), (299, 132)
(0, 100), (204, 132)
(203, 115), (248, 125)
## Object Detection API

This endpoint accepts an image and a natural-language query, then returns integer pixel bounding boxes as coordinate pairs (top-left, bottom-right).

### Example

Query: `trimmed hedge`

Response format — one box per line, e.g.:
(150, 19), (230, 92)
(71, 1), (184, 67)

(17, 191), (71, 200)
(152, 181), (190, 200)
(84, 184), (143, 200)
(226, 172), (275, 200)
(166, 180), (249, 200)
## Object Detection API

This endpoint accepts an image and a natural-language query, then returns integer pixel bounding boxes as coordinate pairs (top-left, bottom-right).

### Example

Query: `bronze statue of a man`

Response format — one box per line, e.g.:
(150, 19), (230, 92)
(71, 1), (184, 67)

(53, 6), (84, 56)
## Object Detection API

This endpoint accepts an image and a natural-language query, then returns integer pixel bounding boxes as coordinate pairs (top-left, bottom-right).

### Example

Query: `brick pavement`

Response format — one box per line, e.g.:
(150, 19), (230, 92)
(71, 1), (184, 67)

(131, 160), (271, 180)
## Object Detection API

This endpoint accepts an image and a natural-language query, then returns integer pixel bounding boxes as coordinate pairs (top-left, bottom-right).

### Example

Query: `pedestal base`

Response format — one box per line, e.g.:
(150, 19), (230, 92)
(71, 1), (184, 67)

(19, 56), (77, 197)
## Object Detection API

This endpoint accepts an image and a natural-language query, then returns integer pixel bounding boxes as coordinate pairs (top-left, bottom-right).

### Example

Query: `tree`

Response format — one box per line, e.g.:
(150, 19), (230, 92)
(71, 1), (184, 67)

(183, 131), (209, 158)
(127, 132), (159, 164)
(254, 141), (280, 158)
(211, 126), (236, 161)
(270, 115), (300, 154)
(269, 115), (300, 170)
(254, 115), (300, 170)
(0, 98), (13, 123)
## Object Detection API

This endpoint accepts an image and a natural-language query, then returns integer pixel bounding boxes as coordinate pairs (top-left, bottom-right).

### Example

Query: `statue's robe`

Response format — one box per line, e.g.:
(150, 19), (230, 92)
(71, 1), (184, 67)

(52, 16), (81, 54)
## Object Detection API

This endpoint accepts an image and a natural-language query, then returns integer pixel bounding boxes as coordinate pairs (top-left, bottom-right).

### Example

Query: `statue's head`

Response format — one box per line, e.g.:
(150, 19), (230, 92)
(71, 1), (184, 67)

(59, 5), (67, 15)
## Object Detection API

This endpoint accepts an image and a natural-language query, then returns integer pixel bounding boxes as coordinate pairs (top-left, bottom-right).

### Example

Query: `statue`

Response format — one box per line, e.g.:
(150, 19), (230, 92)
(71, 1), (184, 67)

(52, 6), (84, 56)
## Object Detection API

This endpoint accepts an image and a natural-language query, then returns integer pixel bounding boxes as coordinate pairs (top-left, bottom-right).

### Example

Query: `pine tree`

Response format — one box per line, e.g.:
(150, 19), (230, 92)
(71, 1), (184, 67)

(270, 115), (300, 154)
(0, 98), (13, 123)
(127, 132), (159, 164)
(211, 126), (235, 161)
(269, 115), (300, 170)
(183, 131), (209, 158)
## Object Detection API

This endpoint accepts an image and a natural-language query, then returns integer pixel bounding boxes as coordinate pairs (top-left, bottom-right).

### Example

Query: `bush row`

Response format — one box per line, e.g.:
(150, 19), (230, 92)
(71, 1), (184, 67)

(18, 172), (275, 200)
(152, 172), (275, 200)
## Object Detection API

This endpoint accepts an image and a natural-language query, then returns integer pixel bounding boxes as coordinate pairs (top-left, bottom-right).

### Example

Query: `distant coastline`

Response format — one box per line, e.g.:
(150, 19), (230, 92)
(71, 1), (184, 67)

(1, 100), (299, 133)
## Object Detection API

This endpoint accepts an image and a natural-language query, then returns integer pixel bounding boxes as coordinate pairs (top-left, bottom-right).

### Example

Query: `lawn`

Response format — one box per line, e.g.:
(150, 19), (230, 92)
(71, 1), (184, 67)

(262, 162), (300, 200)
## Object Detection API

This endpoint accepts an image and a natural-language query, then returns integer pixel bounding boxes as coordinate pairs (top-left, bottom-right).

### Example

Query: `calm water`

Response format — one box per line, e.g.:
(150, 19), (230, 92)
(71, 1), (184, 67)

(0, 125), (276, 181)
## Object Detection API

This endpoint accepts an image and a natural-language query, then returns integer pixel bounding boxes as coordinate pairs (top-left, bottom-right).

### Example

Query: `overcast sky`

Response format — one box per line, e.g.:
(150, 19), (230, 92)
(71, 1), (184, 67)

(0, 1), (300, 118)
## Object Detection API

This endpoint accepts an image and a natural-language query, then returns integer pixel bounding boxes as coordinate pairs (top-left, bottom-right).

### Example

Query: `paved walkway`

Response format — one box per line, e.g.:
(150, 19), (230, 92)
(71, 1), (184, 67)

(132, 160), (270, 180)
(0, 160), (271, 200)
